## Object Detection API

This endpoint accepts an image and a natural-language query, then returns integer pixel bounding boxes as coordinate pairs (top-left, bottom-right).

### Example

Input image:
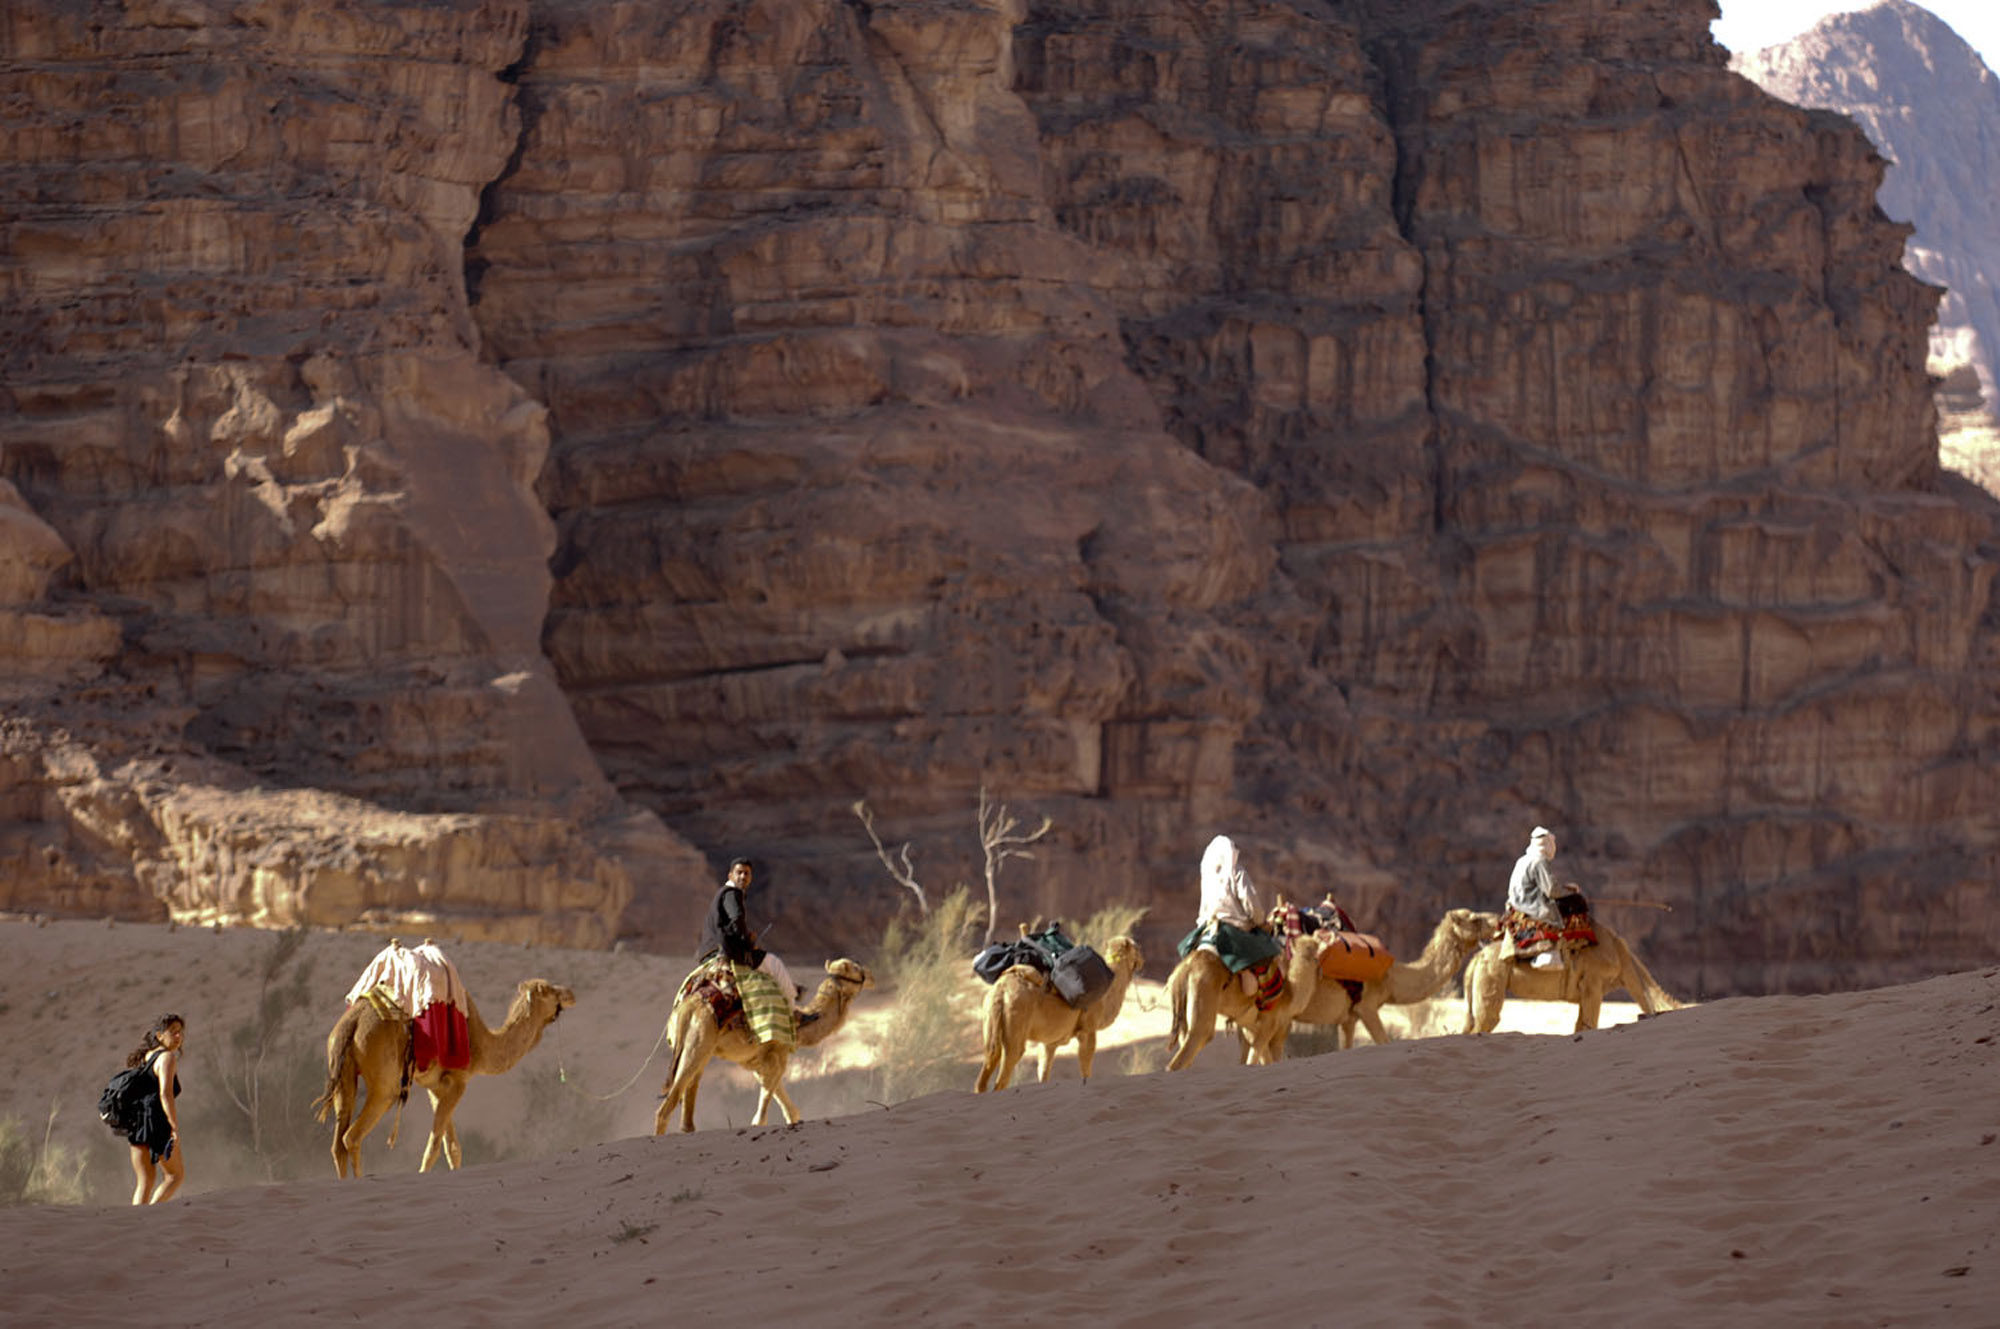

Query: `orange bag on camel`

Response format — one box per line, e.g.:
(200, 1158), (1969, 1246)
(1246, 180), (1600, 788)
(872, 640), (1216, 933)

(1317, 930), (1394, 983)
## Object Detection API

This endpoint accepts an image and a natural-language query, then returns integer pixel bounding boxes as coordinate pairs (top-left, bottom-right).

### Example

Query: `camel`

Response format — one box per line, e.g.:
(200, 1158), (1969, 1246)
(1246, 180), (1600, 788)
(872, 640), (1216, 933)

(653, 958), (874, 1135)
(973, 936), (1144, 1092)
(1291, 907), (1502, 1048)
(311, 977), (575, 1178)
(1462, 917), (1683, 1034)
(1164, 931), (1327, 1070)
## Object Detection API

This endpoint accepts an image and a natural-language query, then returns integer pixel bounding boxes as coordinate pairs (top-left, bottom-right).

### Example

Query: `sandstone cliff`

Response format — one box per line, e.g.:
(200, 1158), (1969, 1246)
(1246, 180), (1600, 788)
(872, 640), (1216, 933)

(1733, 0), (2000, 489)
(0, 0), (707, 946)
(5, 0), (1998, 993)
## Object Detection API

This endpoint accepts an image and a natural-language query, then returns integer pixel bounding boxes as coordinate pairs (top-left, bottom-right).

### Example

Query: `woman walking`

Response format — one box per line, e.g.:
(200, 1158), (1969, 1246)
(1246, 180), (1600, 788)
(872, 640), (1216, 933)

(121, 1013), (186, 1204)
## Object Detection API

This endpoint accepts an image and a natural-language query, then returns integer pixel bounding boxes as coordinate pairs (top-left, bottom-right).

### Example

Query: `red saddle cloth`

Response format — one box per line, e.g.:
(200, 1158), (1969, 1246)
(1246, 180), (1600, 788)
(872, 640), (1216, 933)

(412, 1002), (471, 1072)
(675, 959), (743, 1027)
(1503, 906), (1597, 956)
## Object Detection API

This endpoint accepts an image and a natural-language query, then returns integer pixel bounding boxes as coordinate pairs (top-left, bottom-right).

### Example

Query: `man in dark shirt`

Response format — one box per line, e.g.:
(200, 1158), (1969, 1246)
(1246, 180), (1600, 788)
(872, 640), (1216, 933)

(698, 858), (801, 1031)
(700, 857), (764, 967)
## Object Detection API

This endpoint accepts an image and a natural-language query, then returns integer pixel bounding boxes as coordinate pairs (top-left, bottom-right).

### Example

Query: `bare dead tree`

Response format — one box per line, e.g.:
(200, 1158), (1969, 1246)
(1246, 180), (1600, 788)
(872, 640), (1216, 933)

(977, 783), (1053, 944)
(852, 798), (926, 914)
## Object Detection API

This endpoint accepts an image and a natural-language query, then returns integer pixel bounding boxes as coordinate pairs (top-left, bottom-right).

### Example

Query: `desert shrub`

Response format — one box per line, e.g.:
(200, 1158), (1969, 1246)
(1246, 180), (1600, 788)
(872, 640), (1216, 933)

(1071, 901), (1149, 953)
(485, 1063), (621, 1163)
(869, 886), (985, 1104)
(1114, 1038), (1168, 1077)
(0, 1107), (92, 1206)
(185, 927), (341, 1186)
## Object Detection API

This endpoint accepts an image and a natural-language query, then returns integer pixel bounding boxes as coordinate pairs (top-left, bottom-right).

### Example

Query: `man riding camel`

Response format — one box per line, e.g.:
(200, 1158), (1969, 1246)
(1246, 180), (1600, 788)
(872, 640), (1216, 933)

(1178, 834), (1284, 1004)
(696, 857), (799, 1047)
(1505, 826), (1586, 969)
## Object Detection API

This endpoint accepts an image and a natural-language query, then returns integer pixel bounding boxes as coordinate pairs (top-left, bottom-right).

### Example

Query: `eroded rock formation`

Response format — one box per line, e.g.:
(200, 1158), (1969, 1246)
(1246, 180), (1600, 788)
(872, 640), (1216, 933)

(0, 0), (705, 946)
(5, 0), (1998, 991)
(1733, 0), (2000, 491)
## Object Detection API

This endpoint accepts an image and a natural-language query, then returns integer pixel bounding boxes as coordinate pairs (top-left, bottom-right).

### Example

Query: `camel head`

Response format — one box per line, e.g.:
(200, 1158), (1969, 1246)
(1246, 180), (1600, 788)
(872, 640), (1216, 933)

(1284, 931), (1327, 978)
(1101, 935), (1144, 975)
(823, 958), (874, 991)
(1441, 909), (1503, 950)
(517, 978), (577, 1025)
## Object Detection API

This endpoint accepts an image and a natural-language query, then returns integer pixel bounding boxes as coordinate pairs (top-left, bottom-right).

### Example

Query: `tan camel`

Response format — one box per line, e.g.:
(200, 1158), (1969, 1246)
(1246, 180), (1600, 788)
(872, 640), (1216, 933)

(1290, 907), (1502, 1047)
(973, 936), (1144, 1092)
(311, 978), (575, 1178)
(1164, 931), (1327, 1070)
(652, 958), (874, 1135)
(1462, 918), (1683, 1034)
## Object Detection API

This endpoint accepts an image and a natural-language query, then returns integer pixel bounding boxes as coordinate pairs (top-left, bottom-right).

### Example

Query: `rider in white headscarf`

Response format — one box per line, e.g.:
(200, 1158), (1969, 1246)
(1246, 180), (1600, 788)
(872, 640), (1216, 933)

(1196, 834), (1263, 930)
(1507, 826), (1577, 969)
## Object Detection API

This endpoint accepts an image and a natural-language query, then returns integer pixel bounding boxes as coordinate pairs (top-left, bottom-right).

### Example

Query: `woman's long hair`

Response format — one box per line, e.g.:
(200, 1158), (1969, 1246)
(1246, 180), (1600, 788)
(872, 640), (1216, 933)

(125, 1012), (184, 1068)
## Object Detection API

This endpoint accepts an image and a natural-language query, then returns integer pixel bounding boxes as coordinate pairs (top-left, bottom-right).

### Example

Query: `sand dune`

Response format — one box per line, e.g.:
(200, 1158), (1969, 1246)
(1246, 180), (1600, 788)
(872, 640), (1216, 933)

(1, 919), (1993, 1326)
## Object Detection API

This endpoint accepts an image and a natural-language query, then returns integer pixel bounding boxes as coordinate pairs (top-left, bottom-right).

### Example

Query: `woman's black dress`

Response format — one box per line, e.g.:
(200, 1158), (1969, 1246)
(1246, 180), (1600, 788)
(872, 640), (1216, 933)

(126, 1056), (181, 1163)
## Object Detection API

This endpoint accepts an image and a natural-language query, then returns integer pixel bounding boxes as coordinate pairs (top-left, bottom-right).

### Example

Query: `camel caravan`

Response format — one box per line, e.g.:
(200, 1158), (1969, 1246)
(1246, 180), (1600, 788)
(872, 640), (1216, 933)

(305, 826), (1683, 1171)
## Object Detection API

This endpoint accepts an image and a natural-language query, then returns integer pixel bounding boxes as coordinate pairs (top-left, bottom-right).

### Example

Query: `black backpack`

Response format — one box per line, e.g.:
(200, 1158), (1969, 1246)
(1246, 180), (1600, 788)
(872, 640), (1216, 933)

(973, 939), (1053, 984)
(97, 1050), (162, 1136)
(1049, 944), (1114, 1008)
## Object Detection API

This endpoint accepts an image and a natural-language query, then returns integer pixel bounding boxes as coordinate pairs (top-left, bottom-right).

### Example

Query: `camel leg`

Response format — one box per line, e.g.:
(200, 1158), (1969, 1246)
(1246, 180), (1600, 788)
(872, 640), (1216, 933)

(421, 1077), (467, 1172)
(1245, 1014), (1287, 1065)
(1574, 981), (1604, 1033)
(330, 1102), (352, 1179)
(1167, 975), (1220, 1071)
(652, 1076), (683, 1136)
(1074, 1029), (1097, 1082)
(1355, 1007), (1393, 1046)
(993, 1038), (1026, 1092)
(1035, 1042), (1057, 1084)
(681, 1070), (702, 1133)
(750, 1052), (784, 1127)
(974, 1034), (1005, 1093)
(653, 1048), (695, 1135)
(1465, 957), (1507, 1035)
(339, 1081), (399, 1180)
(327, 1082), (356, 1180)
(766, 1073), (802, 1126)
(324, 1044), (362, 1178)
(655, 1012), (717, 1135)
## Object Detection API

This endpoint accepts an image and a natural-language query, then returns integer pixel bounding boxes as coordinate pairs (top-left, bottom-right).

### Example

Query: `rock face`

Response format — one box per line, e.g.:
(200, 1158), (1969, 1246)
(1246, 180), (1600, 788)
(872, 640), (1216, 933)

(0, 0), (707, 946)
(5, 0), (2000, 992)
(1733, 0), (2000, 488)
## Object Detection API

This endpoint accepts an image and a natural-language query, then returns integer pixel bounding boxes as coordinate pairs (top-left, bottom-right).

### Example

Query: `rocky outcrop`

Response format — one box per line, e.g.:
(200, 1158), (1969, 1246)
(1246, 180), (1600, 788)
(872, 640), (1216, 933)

(1733, 0), (2000, 488)
(0, 0), (708, 947)
(6, 0), (2000, 991)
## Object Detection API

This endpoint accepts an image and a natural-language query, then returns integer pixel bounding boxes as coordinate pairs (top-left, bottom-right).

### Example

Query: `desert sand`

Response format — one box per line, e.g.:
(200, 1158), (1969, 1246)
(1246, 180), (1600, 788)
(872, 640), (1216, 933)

(0, 917), (1994, 1327)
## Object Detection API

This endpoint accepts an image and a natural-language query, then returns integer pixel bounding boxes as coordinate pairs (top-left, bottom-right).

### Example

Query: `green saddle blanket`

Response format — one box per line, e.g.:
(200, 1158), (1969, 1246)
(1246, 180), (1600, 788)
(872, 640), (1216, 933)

(1176, 921), (1282, 974)
(731, 962), (797, 1049)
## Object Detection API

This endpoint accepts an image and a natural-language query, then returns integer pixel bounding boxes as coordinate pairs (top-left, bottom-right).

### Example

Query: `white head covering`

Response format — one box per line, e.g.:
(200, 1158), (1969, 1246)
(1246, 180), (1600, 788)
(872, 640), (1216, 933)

(1197, 834), (1260, 927)
(1201, 834), (1240, 890)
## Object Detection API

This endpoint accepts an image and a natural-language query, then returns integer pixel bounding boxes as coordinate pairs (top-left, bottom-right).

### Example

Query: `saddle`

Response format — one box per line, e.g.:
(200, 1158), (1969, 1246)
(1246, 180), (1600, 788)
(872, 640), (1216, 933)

(678, 959), (743, 1027)
(1502, 900), (1598, 960)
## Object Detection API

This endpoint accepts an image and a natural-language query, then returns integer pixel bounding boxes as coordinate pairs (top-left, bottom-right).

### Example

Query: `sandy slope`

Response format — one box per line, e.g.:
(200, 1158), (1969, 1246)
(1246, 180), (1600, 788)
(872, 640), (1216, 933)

(4, 920), (1992, 1326)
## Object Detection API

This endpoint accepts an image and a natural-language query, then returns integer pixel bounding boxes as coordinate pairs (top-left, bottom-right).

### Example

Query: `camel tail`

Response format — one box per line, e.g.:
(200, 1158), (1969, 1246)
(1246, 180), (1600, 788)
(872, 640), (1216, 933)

(1166, 964), (1188, 1058)
(1611, 932), (1684, 1015)
(312, 1003), (363, 1122)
